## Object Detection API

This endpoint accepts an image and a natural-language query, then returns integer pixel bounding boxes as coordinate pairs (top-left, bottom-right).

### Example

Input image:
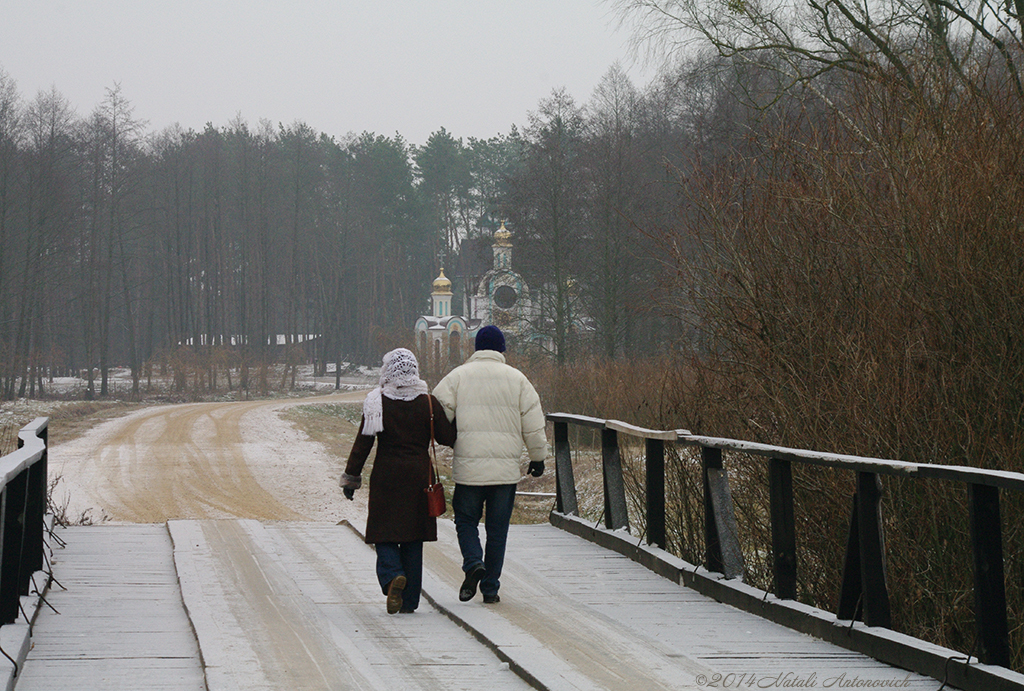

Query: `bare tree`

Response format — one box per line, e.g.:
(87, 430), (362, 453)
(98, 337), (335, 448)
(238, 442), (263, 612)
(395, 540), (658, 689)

(581, 66), (649, 357)
(0, 69), (22, 392)
(613, 0), (1024, 118)
(13, 87), (78, 399)
(85, 84), (147, 397)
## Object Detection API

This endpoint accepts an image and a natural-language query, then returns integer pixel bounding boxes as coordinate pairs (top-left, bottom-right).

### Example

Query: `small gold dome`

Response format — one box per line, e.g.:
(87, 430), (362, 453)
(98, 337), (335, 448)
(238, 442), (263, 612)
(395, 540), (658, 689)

(494, 221), (512, 248)
(432, 268), (452, 295)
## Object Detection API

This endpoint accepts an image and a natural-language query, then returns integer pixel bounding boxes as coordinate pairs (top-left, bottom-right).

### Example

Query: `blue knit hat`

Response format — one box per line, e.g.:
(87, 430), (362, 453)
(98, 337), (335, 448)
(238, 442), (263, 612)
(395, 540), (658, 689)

(475, 325), (506, 352)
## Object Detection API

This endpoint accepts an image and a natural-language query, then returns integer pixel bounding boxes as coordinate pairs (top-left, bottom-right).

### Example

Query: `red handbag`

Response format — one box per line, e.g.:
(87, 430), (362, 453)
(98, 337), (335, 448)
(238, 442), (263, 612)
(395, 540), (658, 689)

(425, 398), (446, 518)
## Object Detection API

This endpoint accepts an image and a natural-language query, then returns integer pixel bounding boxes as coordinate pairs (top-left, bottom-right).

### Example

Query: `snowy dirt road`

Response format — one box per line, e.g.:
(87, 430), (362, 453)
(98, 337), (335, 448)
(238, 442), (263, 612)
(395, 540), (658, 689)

(49, 391), (370, 524)
(37, 391), (542, 690)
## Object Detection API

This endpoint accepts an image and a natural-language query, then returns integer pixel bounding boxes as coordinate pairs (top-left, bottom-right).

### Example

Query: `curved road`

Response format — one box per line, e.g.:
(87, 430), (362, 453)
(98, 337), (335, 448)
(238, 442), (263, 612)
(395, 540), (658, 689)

(50, 391), (369, 524)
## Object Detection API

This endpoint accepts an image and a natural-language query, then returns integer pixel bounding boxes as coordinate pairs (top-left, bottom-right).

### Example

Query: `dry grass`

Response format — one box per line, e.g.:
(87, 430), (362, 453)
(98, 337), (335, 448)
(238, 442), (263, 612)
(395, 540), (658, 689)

(0, 399), (148, 452)
(47, 401), (148, 447)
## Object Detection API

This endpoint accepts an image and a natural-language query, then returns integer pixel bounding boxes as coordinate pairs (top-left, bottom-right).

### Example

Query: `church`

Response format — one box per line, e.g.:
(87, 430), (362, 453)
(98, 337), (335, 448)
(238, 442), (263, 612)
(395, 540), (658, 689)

(414, 222), (552, 376)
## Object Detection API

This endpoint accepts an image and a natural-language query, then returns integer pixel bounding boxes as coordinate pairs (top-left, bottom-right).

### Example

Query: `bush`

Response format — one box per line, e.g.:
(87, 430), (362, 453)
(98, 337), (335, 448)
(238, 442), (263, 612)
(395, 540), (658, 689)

(526, 76), (1024, 668)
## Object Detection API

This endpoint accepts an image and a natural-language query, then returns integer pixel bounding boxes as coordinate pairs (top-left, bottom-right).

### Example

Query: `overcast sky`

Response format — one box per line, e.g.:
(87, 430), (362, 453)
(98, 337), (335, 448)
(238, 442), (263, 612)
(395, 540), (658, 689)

(0, 1), (656, 147)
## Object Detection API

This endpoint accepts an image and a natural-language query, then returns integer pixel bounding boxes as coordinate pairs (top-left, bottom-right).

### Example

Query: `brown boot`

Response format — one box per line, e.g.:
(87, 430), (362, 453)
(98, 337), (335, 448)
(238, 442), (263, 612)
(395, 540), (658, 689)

(386, 575), (407, 614)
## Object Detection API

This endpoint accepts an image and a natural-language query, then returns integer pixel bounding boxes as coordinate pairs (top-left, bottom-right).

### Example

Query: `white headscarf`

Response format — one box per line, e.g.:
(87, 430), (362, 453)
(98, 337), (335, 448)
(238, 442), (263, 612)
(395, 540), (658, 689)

(360, 348), (429, 435)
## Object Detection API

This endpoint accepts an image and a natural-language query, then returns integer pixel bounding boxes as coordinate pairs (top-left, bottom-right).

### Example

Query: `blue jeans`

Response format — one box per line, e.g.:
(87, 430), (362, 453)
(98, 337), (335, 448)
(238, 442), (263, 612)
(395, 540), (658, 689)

(452, 484), (517, 597)
(375, 542), (423, 611)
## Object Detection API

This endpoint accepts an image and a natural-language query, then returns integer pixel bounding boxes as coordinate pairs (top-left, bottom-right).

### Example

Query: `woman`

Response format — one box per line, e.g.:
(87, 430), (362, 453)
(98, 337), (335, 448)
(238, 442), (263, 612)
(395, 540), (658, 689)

(340, 348), (456, 614)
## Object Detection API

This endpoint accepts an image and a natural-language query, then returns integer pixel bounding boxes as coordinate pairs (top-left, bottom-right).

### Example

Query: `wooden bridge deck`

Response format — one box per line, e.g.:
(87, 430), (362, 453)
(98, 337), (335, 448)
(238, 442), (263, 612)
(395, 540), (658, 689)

(14, 520), (955, 690)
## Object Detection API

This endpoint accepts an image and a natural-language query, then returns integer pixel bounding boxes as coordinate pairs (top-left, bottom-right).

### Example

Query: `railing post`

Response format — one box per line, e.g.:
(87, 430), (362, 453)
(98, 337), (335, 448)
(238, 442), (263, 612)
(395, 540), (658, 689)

(22, 423), (47, 575)
(0, 470), (28, 624)
(646, 438), (665, 549)
(837, 494), (863, 621)
(553, 420), (578, 516)
(968, 482), (1009, 667)
(856, 471), (891, 628)
(769, 457), (797, 600)
(0, 488), (5, 621)
(601, 428), (629, 531)
(701, 446), (744, 579)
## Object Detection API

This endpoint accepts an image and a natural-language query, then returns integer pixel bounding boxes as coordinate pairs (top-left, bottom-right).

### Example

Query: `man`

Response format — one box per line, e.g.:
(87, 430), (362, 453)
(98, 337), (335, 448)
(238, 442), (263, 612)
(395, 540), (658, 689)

(433, 325), (549, 604)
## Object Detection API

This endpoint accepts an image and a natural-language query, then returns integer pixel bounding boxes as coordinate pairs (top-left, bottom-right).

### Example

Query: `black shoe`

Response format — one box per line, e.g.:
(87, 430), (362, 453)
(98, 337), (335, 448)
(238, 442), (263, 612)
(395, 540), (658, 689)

(386, 575), (407, 614)
(459, 565), (486, 602)
(483, 593), (500, 604)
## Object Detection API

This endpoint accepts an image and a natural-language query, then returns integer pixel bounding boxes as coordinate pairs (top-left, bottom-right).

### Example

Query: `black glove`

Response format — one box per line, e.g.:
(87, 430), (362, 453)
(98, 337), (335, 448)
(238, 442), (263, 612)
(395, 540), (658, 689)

(528, 460), (545, 477)
(343, 486), (355, 500)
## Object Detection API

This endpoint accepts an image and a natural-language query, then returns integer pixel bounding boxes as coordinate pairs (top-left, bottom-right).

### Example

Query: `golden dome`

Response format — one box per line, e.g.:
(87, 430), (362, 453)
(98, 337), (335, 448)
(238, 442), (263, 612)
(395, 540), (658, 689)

(432, 268), (452, 295)
(494, 221), (512, 248)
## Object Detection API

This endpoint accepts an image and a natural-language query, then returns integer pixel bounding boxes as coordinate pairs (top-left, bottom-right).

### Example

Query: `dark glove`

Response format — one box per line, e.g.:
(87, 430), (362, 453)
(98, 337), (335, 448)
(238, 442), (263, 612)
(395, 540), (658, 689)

(343, 486), (355, 500)
(528, 460), (545, 477)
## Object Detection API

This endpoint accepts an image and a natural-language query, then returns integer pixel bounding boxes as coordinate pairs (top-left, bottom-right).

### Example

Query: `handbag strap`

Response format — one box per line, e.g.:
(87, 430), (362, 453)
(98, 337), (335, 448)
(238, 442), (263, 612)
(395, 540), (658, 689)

(427, 396), (439, 487)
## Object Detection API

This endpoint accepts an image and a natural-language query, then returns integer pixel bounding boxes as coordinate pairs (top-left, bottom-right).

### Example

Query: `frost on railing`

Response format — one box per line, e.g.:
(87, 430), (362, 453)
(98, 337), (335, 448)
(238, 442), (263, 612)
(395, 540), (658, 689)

(0, 417), (50, 625)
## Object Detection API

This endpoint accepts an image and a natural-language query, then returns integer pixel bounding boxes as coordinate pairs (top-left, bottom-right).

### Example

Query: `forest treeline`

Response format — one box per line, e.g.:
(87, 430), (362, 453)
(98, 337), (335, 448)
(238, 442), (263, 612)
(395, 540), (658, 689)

(0, 62), (690, 400)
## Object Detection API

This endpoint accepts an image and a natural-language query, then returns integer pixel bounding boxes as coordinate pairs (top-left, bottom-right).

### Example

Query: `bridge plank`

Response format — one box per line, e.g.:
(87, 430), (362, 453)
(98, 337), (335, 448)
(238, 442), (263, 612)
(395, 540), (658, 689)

(170, 519), (532, 691)
(264, 522), (534, 689)
(422, 523), (957, 691)
(15, 524), (205, 691)
(19, 521), (964, 691)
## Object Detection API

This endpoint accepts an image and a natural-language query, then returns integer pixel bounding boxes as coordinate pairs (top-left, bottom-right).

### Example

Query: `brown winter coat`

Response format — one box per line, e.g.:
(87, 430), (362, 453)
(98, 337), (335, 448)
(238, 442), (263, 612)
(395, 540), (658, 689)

(344, 394), (456, 544)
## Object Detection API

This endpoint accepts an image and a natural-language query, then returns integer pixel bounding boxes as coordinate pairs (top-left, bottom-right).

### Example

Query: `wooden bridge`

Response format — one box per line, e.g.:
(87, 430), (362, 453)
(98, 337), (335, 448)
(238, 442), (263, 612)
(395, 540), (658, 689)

(1, 415), (1023, 690)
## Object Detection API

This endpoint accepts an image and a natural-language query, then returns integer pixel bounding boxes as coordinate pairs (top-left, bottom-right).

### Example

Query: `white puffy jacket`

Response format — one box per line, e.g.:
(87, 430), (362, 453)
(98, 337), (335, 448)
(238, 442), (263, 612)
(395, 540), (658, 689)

(433, 350), (549, 485)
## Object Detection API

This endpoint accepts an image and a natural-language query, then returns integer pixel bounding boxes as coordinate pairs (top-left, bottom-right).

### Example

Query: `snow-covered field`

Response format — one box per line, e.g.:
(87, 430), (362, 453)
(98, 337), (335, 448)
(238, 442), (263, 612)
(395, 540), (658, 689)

(1, 364), (378, 431)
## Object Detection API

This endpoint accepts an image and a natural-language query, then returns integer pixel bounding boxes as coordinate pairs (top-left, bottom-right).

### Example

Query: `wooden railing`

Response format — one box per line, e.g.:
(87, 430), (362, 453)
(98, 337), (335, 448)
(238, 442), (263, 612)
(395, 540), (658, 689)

(0, 417), (50, 625)
(547, 412), (1020, 677)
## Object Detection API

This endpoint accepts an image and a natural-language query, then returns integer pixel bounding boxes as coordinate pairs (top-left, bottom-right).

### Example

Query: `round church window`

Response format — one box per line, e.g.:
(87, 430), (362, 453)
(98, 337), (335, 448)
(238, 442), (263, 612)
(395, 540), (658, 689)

(493, 285), (518, 309)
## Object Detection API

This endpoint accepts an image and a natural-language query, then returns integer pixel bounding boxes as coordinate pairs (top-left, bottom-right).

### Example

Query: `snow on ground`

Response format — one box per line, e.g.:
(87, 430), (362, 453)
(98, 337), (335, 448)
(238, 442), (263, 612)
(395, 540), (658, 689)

(2, 365), (379, 526)
(50, 392), (373, 525)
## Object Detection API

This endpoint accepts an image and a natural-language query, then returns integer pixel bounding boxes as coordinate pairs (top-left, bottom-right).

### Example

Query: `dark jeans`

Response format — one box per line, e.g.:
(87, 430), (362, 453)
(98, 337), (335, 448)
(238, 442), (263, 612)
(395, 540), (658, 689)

(452, 483), (517, 597)
(375, 541), (423, 611)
